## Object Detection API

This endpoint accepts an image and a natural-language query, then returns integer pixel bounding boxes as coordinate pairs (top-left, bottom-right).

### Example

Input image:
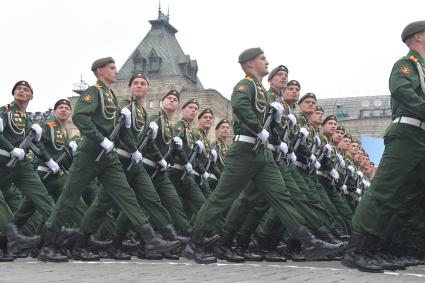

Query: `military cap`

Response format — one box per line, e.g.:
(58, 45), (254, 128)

(91, 57), (115, 71)
(12, 80), (33, 95)
(128, 72), (149, 86)
(401, 20), (425, 42)
(238, 48), (264, 64)
(287, 80), (301, 89)
(268, 65), (288, 81)
(314, 105), (324, 113)
(54, 99), (72, 110)
(322, 114), (337, 125)
(215, 118), (230, 130)
(370, 161), (374, 166)
(343, 133), (353, 141)
(298, 92), (316, 104)
(352, 138), (360, 145)
(336, 125), (345, 133)
(182, 99), (199, 109)
(198, 108), (214, 120)
(162, 90), (180, 101)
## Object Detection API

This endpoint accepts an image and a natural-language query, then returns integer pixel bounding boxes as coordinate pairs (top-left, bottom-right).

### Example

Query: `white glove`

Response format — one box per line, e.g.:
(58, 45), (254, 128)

(299, 127), (308, 140)
(358, 196), (362, 202)
(68, 141), (78, 156)
(173, 137), (183, 150)
(120, 108), (131, 129)
(0, 117), (3, 133)
(157, 159), (168, 171)
(356, 170), (364, 178)
(330, 168), (339, 180)
(347, 165), (355, 175)
(201, 171), (209, 182)
(314, 136), (321, 147)
(270, 102), (284, 123)
(313, 160), (321, 170)
(278, 142), (288, 154)
(341, 184), (348, 194)
(308, 154), (317, 164)
(100, 137), (114, 153)
(31, 124), (42, 142)
(362, 179), (371, 188)
(45, 158), (60, 174)
(195, 140), (204, 154)
(210, 149), (218, 162)
(355, 188), (362, 195)
(287, 152), (297, 163)
(131, 150), (142, 164)
(10, 148), (25, 160)
(184, 162), (193, 174)
(287, 114), (297, 129)
(337, 154), (345, 167)
(324, 144), (332, 158)
(149, 121), (159, 140)
(256, 129), (269, 143)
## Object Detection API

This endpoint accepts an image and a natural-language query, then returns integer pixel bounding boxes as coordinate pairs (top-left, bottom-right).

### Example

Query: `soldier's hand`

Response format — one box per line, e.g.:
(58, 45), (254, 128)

(149, 122), (159, 140)
(362, 179), (370, 188)
(31, 124), (42, 142)
(256, 129), (269, 143)
(131, 150), (143, 164)
(184, 162), (193, 174)
(120, 108), (132, 129)
(287, 151), (297, 163)
(201, 171), (209, 182)
(10, 148), (25, 160)
(157, 158), (168, 171)
(336, 153), (345, 167)
(210, 149), (218, 162)
(195, 140), (204, 154)
(278, 142), (288, 154)
(68, 141), (78, 156)
(314, 136), (321, 147)
(100, 137), (114, 153)
(341, 184), (348, 194)
(347, 165), (355, 175)
(356, 170), (363, 178)
(0, 117), (3, 133)
(172, 136), (183, 150)
(330, 168), (339, 180)
(287, 114), (297, 129)
(308, 154), (317, 164)
(313, 160), (321, 170)
(324, 143), (332, 158)
(270, 102), (284, 123)
(355, 188), (362, 196)
(299, 127), (308, 140)
(45, 158), (60, 174)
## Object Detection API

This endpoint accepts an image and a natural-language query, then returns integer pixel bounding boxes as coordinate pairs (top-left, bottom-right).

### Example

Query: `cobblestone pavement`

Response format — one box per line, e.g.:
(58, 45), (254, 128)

(1, 258), (425, 283)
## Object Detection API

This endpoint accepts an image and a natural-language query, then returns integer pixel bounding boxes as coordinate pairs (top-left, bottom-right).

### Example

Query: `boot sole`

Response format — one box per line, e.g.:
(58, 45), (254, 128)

(38, 256), (68, 263)
(147, 241), (182, 255)
(305, 244), (346, 260)
(8, 238), (41, 254)
(341, 258), (384, 273)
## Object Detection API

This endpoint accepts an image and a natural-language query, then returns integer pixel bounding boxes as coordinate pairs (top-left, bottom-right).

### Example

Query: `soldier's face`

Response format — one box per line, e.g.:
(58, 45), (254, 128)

(130, 78), (149, 98)
(162, 95), (179, 112)
(98, 63), (118, 84)
(13, 85), (33, 103)
(310, 111), (324, 125)
(323, 120), (337, 135)
(349, 143), (358, 155)
(182, 103), (198, 122)
(299, 98), (316, 114)
(338, 138), (350, 150)
(54, 104), (72, 122)
(199, 113), (214, 130)
(269, 71), (288, 91)
(216, 122), (230, 139)
(284, 85), (300, 104)
(333, 129), (344, 142)
(251, 54), (269, 77)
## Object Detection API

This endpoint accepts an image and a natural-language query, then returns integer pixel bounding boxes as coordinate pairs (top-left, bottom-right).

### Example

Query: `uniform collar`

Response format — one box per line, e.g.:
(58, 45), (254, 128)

(268, 86), (282, 98)
(408, 50), (425, 65)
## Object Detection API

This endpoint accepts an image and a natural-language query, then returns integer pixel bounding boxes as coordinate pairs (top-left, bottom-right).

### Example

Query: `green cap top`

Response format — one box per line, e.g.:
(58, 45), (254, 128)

(128, 72), (149, 86)
(12, 80), (33, 95)
(268, 65), (288, 81)
(298, 92), (316, 104)
(215, 118), (230, 130)
(182, 99), (199, 109)
(401, 20), (425, 42)
(315, 105), (324, 113)
(287, 80), (301, 89)
(54, 99), (72, 110)
(343, 133), (353, 141)
(91, 57), (115, 71)
(238, 47), (264, 64)
(162, 90), (180, 101)
(198, 108), (214, 120)
(322, 115), (337, 125)
(336, 125), (345, 133)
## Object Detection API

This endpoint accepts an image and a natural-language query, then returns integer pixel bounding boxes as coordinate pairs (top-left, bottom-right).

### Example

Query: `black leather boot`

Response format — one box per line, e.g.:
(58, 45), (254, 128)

(263, 237), (287, 262)
(38, 229), (68, 262)
(0, 235), (14, 262)
(365, 235), (401, 271)
(160, 224), (190, 245)
(182, 230), (217, 264)
(236, 233), (263, 261)
(107, 233), (131, 260)
(137, 224), (181, 255)
(214, 230), (245, 263)
(2, 223), (40, 254)
(71, 232), (100, 261)
(341, 232), (384, 273)
(328, 224), (350, 241)
(317, 226), (347, 246)
(294, 225), (345, 260)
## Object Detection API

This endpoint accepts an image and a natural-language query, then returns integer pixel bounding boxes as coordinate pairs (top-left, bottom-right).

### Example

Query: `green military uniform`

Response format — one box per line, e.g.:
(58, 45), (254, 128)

(0, 102), (53, 230)
(45, 80), (149, 233)
(208, 136), (227, 191)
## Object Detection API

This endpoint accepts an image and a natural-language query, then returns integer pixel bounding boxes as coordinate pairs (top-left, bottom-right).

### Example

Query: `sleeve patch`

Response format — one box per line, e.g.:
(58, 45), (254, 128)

(81, 93), (93, 104)
(400, 65), (411, 76)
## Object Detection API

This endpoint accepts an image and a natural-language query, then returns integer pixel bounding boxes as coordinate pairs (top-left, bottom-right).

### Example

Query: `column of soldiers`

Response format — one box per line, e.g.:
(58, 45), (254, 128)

(0, 21), (424, 273)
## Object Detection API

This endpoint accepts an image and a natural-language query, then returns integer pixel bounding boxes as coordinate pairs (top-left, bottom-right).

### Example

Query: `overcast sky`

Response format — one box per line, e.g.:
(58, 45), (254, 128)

(1, 0), (423, 112)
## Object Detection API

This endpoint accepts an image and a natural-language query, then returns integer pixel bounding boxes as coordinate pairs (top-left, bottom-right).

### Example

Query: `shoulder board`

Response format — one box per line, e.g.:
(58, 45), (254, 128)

(47, 121), (57, 127)
(1, 104), (10, 111)
(244, 76), (254, 81)
(94, 83), (102, 89)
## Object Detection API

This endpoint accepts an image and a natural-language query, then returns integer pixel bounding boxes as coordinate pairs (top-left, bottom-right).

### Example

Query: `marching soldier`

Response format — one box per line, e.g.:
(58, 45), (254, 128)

(210, 119), (231, 190)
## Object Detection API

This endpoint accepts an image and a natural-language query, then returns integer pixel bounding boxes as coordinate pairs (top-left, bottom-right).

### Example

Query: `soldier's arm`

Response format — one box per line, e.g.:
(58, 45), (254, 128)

(145, 114), (163, 161)
(173, 121), (189, 164)
(72, 88), (105, 144)
(0, 110), (15, 151)
(390, 58), (425, 120)
(35, 123), (53, 162)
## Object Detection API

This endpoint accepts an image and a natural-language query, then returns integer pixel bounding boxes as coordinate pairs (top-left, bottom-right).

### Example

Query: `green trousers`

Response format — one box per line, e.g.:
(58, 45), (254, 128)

(352, 123), (425, 239)
(193, 142), (305, 236)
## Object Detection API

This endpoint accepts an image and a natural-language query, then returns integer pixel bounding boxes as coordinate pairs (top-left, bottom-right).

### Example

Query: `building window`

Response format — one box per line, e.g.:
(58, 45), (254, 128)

(148, 100), (154, 109)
